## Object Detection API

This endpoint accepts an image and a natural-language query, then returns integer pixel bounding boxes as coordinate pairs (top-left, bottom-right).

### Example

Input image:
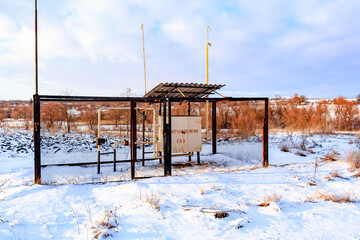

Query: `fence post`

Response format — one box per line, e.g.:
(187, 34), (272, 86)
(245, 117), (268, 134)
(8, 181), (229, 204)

(130, 100), (136, 179)
(164, 98), (172, 176)
(113, 147), (116, 172)
(188, 101), (192, 161)
(263, 98), (269, 167)
(97, 148), (101, 174)
(212, 101), (217, 154)
(33, 94), (41, 184)
(142, 113), (145, 166)
(158, 102), (162, 164)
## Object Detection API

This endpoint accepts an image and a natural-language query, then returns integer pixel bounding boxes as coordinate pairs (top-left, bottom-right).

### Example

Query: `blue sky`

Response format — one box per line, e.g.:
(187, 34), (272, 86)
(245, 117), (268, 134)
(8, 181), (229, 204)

(1, 0), (360, 100)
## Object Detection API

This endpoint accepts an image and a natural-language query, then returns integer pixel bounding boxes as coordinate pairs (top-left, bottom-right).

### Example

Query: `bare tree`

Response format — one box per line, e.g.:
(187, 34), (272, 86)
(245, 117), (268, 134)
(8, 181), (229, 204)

(11, 105), (33, 130)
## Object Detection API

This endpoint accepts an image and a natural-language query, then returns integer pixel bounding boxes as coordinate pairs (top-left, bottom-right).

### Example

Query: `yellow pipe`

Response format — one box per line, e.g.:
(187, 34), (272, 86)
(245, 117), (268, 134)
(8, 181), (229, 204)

(206, 26), (211, 85)
(206, 26), (211, 137)
(177, 88), (186, 97)
(141, 24), (147, 97)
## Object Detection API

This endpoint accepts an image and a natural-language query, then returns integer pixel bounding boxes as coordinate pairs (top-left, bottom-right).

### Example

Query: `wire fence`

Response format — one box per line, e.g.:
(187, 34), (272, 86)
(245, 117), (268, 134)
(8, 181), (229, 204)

(39, 100), (266, 184)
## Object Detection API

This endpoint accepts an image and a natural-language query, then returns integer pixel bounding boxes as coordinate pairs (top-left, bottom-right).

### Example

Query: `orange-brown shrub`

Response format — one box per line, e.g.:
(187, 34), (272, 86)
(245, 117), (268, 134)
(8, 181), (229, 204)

(332, 96), (359, 131)
(41, 102), (62, 131)
(11, 105), (33, 130)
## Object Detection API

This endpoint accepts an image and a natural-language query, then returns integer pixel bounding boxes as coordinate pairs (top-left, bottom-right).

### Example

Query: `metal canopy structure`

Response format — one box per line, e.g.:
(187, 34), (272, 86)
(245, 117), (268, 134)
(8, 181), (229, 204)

(145, 82), (225, 98)
(34, 94), (269, 184)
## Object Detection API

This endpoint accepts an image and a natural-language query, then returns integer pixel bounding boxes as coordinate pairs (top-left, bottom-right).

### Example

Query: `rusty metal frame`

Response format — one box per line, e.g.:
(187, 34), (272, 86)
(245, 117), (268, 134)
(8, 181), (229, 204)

(33, 94), (269, 183)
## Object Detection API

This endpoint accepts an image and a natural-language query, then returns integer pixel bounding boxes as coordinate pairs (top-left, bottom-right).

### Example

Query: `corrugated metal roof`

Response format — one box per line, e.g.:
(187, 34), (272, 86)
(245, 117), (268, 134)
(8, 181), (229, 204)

(146, 82), (225, 98)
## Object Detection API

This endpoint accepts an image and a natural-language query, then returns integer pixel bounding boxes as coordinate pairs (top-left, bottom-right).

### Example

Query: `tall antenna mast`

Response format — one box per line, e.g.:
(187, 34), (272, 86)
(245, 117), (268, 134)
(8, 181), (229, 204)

(206, 26), (211, 85)
(141, 24), (147, 97)
(35, 0), (38, 95)
(206, 26), (211, 137)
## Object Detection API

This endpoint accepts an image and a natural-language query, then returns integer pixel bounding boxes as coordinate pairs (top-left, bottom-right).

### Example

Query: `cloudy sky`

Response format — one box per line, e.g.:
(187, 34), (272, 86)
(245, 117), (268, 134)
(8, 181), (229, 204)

(1, 0), (360, 100)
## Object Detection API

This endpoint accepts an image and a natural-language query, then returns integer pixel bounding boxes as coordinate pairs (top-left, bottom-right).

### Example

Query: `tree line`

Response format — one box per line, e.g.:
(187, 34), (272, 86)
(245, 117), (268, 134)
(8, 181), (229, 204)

(0, 94), (359, 136)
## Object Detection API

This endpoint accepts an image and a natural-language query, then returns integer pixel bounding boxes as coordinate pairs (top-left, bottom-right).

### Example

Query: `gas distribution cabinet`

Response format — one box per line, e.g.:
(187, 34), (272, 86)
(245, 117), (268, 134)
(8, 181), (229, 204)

(159, 116), (202, 153)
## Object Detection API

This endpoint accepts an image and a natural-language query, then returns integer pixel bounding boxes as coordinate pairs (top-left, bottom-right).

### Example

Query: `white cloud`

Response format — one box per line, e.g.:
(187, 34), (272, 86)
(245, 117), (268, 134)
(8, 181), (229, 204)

(161, 20), (204, 47)
(1, 0), (360, 99)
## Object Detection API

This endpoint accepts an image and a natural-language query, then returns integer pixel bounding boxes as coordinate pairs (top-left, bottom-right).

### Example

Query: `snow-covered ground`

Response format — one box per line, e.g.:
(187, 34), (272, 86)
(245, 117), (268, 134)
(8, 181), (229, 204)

(0, 130), (360, 239)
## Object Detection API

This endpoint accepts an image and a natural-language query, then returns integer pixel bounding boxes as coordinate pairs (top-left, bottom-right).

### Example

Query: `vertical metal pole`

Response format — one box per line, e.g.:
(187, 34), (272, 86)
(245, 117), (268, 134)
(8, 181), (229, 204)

(187, 101), (191, 116)
(131, 101), (137, 179)
(35, 0), (38, 95)
(205, 26), (211, 138)
(188, 101), (192, 162)
(197, 152), (200, 165)
(212, 101), (217, 154)
(113, 148), (116, 172)
(97, 148), (100, 174)
(163, 99), (167, 175)
(141, 24), (147, 167)
(33, 0), (41, 184)
(97, 109), (101, 174)
(164, 99), (172, 176)
(33, 94), (41, 184)
(165, 98), (172, 176)
(142, 114), (145, 166)
(141, 24), (147, 97)
(263, 98), (269, 167)
(158, 102), (162, 164)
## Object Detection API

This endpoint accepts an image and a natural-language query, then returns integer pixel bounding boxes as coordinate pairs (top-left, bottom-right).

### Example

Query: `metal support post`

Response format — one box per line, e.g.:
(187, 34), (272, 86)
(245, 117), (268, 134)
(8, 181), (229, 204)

(164, 99), (172, 176)
(97, 148), (101, 174)
(130, 101), (137, 179)
(168, 98), (172, 175)
(142, 113), (146, 166)
(212, 101), (217, 154)
(188, 101), (191, 162)
(197, 152), (200, 165)
(263, 98), (269, 167)
(33, 94), (41, 184)
(159, 102), (162, 164)
(113, 148), (116, 172)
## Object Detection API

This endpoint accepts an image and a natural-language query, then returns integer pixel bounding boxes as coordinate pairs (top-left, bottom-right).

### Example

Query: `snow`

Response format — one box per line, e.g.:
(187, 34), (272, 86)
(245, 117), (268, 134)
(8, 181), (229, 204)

(0, 130), (360, 239)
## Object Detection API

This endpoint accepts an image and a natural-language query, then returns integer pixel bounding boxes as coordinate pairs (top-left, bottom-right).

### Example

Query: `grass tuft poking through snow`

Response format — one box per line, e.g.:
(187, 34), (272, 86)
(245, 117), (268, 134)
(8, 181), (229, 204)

(345, 150), (360, 172)
(0, 179), (11, 222)
(330, 170), (342, 178)
(321, 150), (340, 161)
(306, 191), (355, 203)
(295, 151), (307, 157)
(257, 194), (281, 207)
(214, 211), (229, 219)
(92, 208), (120, 239)
(144, 192), (161, 211)
(280, 144), (290, 152)
(352, 171), (360, 178)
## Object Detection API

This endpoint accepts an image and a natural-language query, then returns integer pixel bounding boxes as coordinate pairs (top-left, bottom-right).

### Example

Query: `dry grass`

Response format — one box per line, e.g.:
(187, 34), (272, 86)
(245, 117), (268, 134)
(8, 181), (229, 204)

(345, 150), (360, 171)
(92, 208), (119, 239)
(295, 151), (307, 157)
(321, 150), (340, 161)
(323, 176), (334, 181)
(214, 211), (229, 219)
(199, 185), (225, 195)
(0, 179), (10, 194)
(257, 194), (281, 207)
(331, 170), (341, 178)
(307, 149), (315, 154)
(144, 192), (161, 211)
(310, 159), (319, 185)
(244, 202), (251, 206)
(172, 162), (193, 168)
(352, 171), (360, 178)
(306, 191), (355, 203)
(280, 144), (290, 152)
